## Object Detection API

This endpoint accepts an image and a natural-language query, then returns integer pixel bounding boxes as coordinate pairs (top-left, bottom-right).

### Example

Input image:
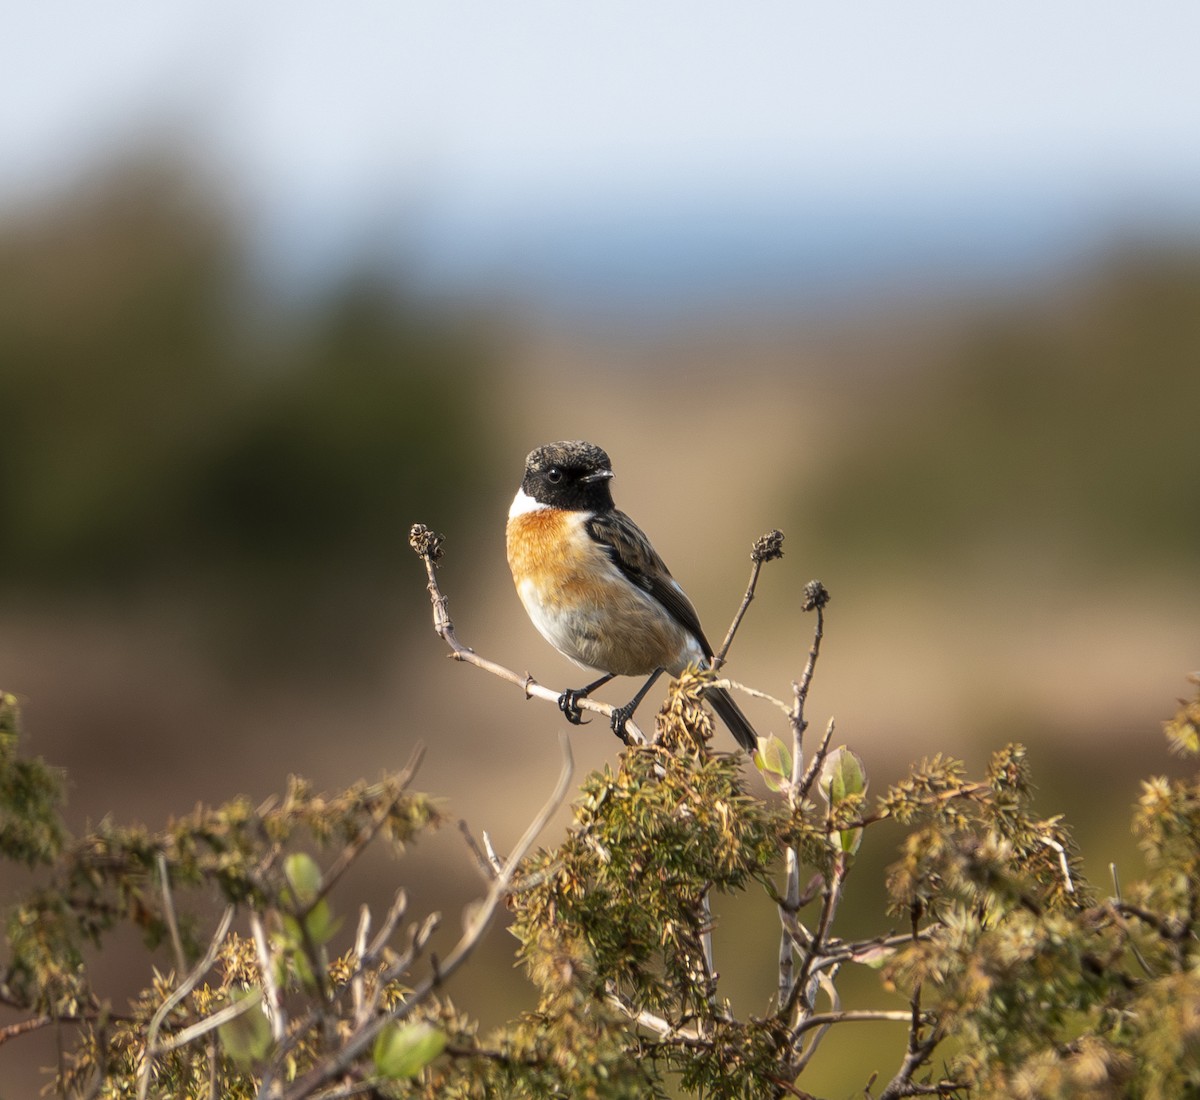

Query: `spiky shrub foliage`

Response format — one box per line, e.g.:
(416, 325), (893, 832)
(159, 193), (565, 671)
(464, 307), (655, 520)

(1, 679), (1200, 1098)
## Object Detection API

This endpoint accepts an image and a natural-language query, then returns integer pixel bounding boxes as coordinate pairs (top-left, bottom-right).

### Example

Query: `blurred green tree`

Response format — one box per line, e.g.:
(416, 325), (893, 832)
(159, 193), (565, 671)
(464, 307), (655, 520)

(804, 249), (1200, 578)
(0, 157), (494, 672)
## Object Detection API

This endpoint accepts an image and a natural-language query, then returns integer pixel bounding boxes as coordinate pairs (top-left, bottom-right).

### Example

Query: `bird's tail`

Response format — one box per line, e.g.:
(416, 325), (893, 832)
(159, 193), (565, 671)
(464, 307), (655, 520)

(705, 686), (758, 753)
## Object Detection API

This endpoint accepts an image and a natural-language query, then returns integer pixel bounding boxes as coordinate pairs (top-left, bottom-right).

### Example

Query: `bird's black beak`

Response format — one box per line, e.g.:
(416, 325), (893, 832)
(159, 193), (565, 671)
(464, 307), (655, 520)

(582, 469), (614, 483)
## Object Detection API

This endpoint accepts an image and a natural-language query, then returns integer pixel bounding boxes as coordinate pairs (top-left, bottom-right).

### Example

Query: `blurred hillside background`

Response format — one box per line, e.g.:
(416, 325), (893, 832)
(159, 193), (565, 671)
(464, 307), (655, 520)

(2, 3), (1199, 1095)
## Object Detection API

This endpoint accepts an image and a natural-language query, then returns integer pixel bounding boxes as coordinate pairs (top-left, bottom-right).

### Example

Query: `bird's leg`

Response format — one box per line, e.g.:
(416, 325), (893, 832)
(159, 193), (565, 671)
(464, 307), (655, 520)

(559, 673), (616, 725)
(610, 668), (665, 744)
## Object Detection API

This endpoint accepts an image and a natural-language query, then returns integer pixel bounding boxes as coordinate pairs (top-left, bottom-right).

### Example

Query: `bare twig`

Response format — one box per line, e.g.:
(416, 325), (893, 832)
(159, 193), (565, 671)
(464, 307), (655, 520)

(605, 983), (704, 1043)
(876, 1032), (948, 1100)
(786, 856), (848, 1028)
(791, 1008), (914, 1038)
(0, 1008), (137, 1048)
(0, 1015), (59, 1045)
(778, 843), (802, 1006)
(714, 678), (793, 716)
(797, 718), (837, 803)
(157, 852), (187, 975)
(1040, 834), (1075, 895)
(715, 529), (784, 666)
(1110, 863), (1154, 977)
(366, 889), (409, 961)
(138, 905), (235, 1100)
(458, 820), (502, 883)
(410, 524), (646, 743)
(873, 904), (950, 1100)
(251, 910), (287, 1042)
(154, 989), (263, 1055)
(482, 831), (505, 875)
(777, 586), (832, 1021)
(351, 906), (370, 1026)
(792, 971), (841, 1072)
(695, 888), (722, 1024)
(791, 581), (830, 744)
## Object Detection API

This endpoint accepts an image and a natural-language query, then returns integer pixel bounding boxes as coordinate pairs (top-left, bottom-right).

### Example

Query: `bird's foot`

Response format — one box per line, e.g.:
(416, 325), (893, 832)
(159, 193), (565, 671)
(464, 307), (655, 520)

(609, 703), (637, 745)
(558, 688), (589, 725)
(557, 673), (616, 727)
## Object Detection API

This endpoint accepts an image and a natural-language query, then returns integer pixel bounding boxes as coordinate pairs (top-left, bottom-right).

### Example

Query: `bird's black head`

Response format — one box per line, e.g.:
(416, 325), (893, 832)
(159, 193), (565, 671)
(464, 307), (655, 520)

(521, 440), (615, 511)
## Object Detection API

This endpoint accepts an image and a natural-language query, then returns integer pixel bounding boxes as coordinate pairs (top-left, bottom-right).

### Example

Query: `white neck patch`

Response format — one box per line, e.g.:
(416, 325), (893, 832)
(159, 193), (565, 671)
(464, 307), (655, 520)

(509, 487), (548, 518)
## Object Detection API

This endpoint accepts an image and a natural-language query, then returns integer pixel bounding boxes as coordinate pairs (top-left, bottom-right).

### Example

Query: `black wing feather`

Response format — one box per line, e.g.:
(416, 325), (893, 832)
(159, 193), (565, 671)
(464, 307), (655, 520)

(585, 510), (714, 658)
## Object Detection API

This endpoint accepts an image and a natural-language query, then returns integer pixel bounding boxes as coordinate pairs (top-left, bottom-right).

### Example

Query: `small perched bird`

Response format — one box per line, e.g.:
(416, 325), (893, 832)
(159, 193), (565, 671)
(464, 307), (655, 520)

(506, 440), (757, 751)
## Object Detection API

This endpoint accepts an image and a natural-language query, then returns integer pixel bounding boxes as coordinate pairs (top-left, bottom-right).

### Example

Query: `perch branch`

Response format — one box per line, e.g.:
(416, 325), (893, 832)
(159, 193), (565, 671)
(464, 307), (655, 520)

(410, 524), (646, 743)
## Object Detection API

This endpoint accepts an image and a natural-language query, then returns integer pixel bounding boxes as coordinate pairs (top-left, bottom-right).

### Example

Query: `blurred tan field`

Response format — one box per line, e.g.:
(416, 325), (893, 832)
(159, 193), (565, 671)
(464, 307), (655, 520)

(1, 161), (1197, 1094)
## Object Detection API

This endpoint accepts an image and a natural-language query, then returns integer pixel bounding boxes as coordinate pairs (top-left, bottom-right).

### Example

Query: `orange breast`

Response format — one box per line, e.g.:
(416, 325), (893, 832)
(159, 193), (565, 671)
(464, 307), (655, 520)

(506, 508), (694, 676)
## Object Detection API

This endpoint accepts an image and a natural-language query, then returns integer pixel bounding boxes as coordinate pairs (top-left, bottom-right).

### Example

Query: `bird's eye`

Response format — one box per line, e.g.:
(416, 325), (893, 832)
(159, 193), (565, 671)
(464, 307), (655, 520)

(546, 467), (564, 484)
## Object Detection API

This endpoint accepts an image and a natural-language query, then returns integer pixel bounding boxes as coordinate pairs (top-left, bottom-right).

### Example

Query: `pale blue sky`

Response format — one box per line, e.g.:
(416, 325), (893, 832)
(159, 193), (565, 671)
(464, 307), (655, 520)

(5, 2), (1199, 308)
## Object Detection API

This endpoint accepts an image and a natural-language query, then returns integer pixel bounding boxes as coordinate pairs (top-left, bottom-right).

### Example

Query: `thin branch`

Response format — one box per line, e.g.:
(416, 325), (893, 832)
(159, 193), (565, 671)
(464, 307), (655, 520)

(157, 852), (187, 975)
(0, 1015), (59, 1045)
(605, 984), (703, 1043)
(876, 1032), (948, 1100)
(695, 888), (721, 1024)
(797, 718), (837, 804)
(1110, 900), (1185, 941)
(785, 854), (847, 1027)
(0, 1008), (138, 1048)
(1110, 863), (1154, 977)
(410, 523), (646, 743)
(1039, 833), (1075, 896)
(777, 586), (831, 1020)
(792, 971), (841, 1072)
(714, 678), (793, 716)
(811, 929), (930, 972)
(138, 905), (235, 1100)
(715, 529), (784, 666)
(482, 831), (505, 875)
(875, 904), (948, 1100)
(366, 888), (409, 961)
(778, 846), (803, 1007)
(791, 581), (829, 742)
(352, 906), (370, 1026)
(791, 1008), (915, 1038)
(251, 910), (287, 1043)
(458, 820), (501, 883)
(154, 989), (262, 1054)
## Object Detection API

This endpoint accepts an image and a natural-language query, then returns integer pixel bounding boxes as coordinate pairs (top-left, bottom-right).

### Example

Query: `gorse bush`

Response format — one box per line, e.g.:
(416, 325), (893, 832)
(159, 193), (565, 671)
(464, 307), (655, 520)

(1, 632), (1198, 1096)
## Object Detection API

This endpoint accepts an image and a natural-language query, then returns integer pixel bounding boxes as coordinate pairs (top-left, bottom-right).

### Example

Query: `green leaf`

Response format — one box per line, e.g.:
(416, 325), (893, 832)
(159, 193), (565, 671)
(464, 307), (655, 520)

(754, 735), (793, 793)
(303, 898), (342, 945)
(818, 747), (867, 804)
(217, 988), (270, 1065)
(373, 1020), (446, 1079)
(819, 748), (867, 854)
(284, 852), (322, 905)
